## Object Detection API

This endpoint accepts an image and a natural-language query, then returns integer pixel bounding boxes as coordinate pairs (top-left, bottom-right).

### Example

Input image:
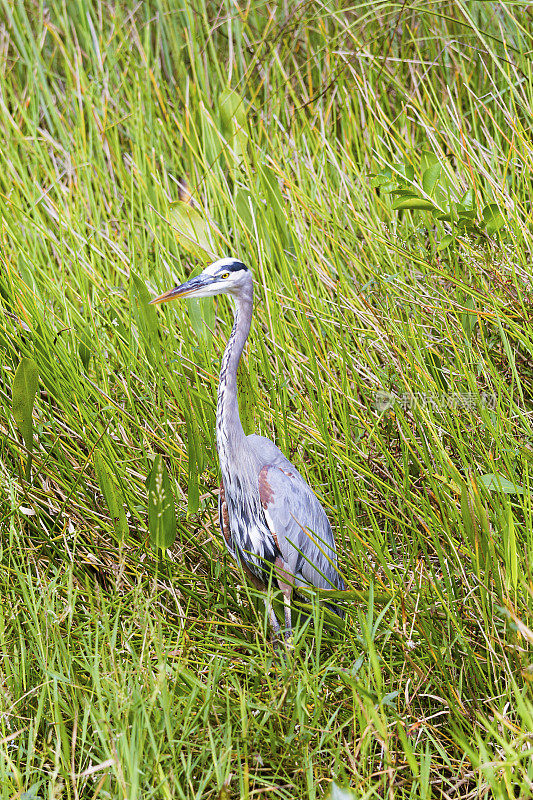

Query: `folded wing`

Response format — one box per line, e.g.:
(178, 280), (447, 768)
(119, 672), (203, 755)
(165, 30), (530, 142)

(258, 464), (344, 592)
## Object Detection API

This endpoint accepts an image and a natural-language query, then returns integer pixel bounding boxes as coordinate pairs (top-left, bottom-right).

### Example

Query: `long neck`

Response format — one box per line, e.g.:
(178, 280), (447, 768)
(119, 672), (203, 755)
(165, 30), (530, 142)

(216, 283), (253, 465)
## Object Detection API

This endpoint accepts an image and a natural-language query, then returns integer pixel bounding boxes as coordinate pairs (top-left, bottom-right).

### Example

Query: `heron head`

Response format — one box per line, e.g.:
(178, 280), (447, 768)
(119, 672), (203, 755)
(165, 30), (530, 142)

(149, 258), (250, 304)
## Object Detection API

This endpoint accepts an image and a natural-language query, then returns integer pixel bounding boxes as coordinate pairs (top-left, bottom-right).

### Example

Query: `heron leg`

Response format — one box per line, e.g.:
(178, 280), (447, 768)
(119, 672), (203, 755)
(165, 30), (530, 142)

(281, 585), (293, 643)
(274, 558), (294, 644)
(265, 597), (281, 639)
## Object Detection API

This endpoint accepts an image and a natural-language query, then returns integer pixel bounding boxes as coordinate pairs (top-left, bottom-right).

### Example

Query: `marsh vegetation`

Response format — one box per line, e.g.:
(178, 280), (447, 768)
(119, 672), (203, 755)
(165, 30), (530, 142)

(1, 2), (532, 797)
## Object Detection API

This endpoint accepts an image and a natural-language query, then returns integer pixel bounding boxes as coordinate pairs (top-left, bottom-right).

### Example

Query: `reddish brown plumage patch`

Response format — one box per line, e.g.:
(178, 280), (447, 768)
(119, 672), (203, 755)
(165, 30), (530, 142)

(274, 556), (295, 590)
(258, 466), (274, 508)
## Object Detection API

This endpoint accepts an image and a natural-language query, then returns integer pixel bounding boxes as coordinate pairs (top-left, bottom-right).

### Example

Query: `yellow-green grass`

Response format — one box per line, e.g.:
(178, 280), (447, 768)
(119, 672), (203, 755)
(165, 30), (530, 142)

(1, 1), (532, 798)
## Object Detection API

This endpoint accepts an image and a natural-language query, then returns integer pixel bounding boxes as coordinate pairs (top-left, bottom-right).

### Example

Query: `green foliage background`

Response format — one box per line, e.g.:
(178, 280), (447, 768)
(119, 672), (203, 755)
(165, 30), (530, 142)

(0, 1), (532, 798)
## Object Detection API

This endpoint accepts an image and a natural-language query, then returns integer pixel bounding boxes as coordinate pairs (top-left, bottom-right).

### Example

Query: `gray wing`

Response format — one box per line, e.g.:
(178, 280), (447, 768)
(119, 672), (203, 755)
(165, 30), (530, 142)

(258, 464), (344, 592)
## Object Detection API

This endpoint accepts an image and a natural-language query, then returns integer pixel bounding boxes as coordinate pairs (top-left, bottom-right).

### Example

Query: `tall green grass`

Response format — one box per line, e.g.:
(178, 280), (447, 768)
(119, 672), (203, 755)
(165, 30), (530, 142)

(1, 1), (532, 797)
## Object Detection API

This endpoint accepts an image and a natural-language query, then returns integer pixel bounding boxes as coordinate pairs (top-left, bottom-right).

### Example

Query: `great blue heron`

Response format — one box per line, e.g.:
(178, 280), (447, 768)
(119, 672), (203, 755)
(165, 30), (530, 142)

(151, 257), (344, 640)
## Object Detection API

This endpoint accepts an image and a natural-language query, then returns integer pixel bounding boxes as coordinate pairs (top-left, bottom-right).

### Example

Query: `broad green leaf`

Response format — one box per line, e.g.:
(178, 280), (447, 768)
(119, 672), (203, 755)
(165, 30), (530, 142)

(192, 297), (215, 343)
(20, 784), (42, 800)
(380, 181), (399, 194)
(131, 273), (160, 365)
(370, 174), (394, 188)
(258, 163), (293, 251)
(432, 210), (452, 222)
(479, 474), (524, 495)
(460, 294), (477, 341)
(235, 187), (254, 233)
(437, 233), (454, 250)
(260, 164), (286, 224)
(391, 189), (417, 198)
(147, 454), (177, 551)
(168, 201), (218, 260)
(377, 166), (392, 181)
(219, 87), (248, 166)
(392, 195), (435, 211)
(370, 166), (395, 190)
(482, 203), (505, 235)
(504, 503), (518, 595)
(78, 326), (92, 369)
(94, 450), (128, 541)
(219, 88), (247, 129)
(459, 188), (474, 211)
(397, 720), (420, 778)
(422, 162), (441, 196)
(398, 163), (414, 184)
(470, 479), (491, 541)
(456, 216), (478, 232)
(420, 149), (440, 172)
(12, 357), (39, 480)
(185, 414), (201, 515)
(18, 254), (39, 297)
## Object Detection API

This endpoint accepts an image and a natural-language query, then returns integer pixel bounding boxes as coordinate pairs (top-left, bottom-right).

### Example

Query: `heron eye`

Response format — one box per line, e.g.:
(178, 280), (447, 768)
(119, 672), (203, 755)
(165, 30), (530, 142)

(220, 272), (230, 279)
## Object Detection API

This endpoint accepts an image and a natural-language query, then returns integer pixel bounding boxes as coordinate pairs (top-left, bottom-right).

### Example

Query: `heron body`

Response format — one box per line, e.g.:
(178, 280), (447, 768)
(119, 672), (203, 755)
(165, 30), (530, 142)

(151, 257), (344, 639)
